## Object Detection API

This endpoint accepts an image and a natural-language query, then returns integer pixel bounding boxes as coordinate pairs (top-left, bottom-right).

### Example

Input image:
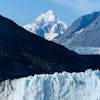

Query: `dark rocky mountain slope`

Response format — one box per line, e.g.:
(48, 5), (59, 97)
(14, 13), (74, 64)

(0, 15), (100, 81)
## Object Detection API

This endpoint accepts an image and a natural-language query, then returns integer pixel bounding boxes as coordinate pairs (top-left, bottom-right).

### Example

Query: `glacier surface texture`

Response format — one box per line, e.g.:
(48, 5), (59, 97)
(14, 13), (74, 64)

(0, 70), (100, 100)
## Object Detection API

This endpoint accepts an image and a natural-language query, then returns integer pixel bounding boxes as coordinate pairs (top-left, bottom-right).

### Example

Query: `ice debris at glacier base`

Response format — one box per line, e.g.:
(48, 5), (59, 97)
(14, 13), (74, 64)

(0, 69), (100, 100)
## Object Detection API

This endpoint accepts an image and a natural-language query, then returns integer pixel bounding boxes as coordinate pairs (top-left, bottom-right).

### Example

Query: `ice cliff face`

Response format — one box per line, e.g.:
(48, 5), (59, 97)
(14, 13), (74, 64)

(0, 70), (100, 100)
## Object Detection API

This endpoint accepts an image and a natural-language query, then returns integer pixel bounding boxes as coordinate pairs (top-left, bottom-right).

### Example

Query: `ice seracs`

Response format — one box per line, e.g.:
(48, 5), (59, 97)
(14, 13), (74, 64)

(24, 10), (68, 41)
(0, 70), (100, 100)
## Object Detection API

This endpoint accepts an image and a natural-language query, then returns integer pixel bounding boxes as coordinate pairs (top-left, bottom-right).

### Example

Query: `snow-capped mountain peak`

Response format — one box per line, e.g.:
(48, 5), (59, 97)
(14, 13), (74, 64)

(24, 10), (68, 41)
(35, 10), (56, 23)
(46, 9), (53, 14)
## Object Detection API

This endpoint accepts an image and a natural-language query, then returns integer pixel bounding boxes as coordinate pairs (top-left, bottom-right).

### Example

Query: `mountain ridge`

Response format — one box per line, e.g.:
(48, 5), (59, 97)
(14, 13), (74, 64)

(57, 11), (100, 47)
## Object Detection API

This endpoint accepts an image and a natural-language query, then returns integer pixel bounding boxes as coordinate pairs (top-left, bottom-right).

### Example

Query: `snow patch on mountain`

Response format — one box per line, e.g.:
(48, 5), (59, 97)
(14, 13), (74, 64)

(0, 70), (100, 100)
(24, 10), (68, 41)
(75, 28), (84, 34)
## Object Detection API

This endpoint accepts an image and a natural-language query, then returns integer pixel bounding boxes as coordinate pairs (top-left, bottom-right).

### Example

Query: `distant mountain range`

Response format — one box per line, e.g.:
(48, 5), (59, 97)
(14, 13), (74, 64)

(24, 10), (100, 47)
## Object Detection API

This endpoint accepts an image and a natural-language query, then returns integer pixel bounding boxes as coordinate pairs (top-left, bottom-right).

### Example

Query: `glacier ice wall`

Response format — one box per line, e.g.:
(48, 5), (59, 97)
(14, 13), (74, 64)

(0, 70), (100, 100)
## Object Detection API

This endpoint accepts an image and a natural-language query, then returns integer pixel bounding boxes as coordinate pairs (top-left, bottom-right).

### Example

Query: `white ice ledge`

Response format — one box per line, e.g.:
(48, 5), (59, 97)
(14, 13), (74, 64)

(0, 69), (100, 100)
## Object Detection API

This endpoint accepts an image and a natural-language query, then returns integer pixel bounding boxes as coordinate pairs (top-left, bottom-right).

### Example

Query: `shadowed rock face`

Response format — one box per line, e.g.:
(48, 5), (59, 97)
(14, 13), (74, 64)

(0, 15), (100, 82)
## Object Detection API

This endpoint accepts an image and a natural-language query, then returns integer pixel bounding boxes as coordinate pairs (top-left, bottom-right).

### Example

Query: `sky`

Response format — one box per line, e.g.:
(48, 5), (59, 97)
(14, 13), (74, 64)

(0, 0), (100, 26)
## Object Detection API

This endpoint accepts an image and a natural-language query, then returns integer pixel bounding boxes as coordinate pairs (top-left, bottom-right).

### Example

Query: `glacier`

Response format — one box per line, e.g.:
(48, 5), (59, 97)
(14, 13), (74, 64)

(68, 47), (100, 55)
(0, 70), (100, 100)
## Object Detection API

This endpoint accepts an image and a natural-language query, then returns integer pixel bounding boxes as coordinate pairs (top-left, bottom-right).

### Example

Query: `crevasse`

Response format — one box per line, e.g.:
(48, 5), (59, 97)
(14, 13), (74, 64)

(0, 70), (100, 100)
